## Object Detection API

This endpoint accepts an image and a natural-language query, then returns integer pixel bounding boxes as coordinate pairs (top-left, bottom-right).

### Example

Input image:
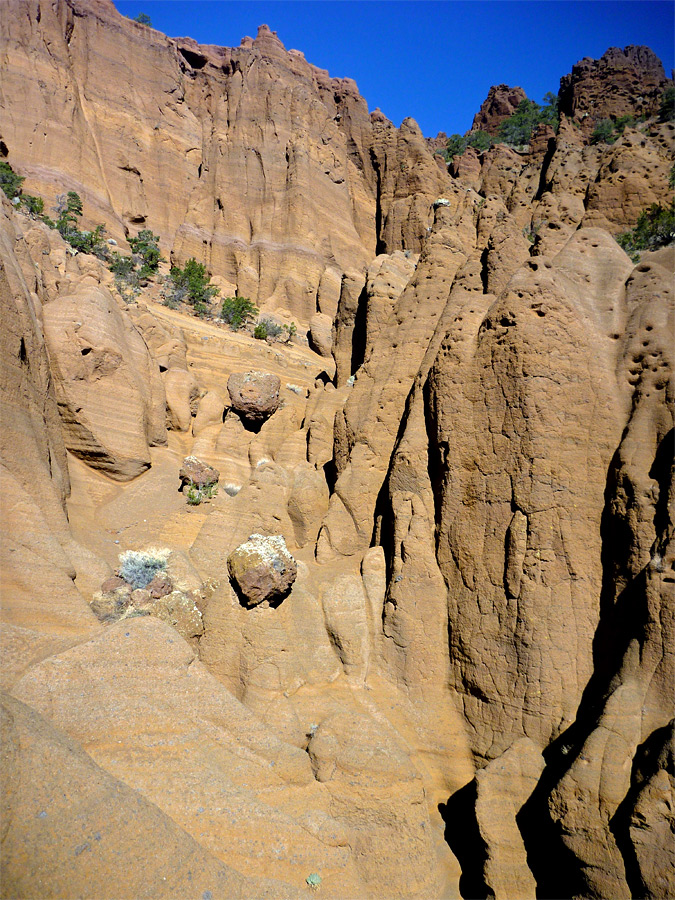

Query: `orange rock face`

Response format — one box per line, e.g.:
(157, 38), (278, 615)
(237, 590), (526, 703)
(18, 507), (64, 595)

(472, 83), (528, 136)
(559, 45), (670, 134)
(0, 2), (448, 324)
(0, 5), (674, 900)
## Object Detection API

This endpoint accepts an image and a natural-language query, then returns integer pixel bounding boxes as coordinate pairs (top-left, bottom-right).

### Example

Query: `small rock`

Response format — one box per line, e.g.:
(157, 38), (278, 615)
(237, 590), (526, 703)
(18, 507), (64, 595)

(227, 371), (280, 423)
(147, 573), (173, 599)
(149, 590), (204, 639)
(179, 455), (220, 490)
(227, 533), (297, 607)
(130, 589), (151, 608)
(90, 591), (132, 622)
(101, 575), (129, 593)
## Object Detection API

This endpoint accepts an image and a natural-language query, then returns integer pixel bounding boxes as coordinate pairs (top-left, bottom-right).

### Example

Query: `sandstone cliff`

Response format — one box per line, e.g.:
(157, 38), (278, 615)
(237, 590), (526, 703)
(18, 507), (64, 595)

(0, 0), (447, 323)
(0, 3), (673, 899)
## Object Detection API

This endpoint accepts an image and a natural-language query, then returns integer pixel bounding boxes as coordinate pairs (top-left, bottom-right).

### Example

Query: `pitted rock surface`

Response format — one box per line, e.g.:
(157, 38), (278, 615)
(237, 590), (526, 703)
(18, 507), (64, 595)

(471, 84), (528, 136)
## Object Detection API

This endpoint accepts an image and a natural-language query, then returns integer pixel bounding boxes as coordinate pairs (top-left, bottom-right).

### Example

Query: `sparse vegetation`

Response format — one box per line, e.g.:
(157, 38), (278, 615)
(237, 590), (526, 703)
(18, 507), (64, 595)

(128, 229), (162, 278)
(221, 296), (258, 330)
(21, 194), (44, 216)
(283, 321), (297, 342)
(445, 130), (492, 161)
(185, 482), (218, 505)
(523, 222), (541, 244)
(443, 93), (558, 163)
(498, 93), (559, 146)
(117, 547), (169, 589)
(590, 115), (637, 145)
(659, 86), (675, 122)
(52, 191), (107, 255)
(590, 119), (616, 145)
(615, 201), (675, 261)
(166, 258), (219, 316)
(105, 228), (161, 302)
(254, 318), (284, 341)
(0, 161), (24, 199)
(132, 12), (152, 25)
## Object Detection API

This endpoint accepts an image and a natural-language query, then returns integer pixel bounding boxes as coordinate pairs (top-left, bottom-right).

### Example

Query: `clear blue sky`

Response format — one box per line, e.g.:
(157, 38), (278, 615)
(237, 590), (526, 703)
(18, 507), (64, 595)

(113, 1), (674, 137)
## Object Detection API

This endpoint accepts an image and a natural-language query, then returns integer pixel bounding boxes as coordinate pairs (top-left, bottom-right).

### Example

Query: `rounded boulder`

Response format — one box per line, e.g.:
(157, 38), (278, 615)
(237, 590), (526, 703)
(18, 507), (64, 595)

(227, 534), (297, 607)
(227, 371), (281, 423)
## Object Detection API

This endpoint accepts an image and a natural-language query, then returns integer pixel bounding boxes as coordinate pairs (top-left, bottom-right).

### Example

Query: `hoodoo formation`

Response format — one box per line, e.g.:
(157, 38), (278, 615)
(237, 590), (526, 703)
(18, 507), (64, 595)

(0, 2), (673, 898)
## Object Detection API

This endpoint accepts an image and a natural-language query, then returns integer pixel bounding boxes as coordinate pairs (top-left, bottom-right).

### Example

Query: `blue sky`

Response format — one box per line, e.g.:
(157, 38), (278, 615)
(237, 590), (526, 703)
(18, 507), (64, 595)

(113, 1), (674, 137)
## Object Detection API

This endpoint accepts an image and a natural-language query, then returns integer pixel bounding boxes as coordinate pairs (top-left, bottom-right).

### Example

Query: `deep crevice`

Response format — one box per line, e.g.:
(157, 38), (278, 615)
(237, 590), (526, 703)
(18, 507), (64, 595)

(610, 721), (675, 900)
(439, 782), (491, 900)
(534, 136), (557, 201)
(479, 246), (490, 294)
(349, 283), (368, 377)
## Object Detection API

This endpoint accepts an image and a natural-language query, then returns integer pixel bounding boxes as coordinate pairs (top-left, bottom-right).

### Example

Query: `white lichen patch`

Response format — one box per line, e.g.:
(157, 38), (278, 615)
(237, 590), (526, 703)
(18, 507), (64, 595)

(238, 533), (292, 566)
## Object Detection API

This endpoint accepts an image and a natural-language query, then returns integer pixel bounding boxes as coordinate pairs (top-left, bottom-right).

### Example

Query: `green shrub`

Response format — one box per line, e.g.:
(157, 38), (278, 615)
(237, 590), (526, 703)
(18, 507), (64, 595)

(445, 129), (493, 161)
(186, 482), (217, 505)
(469, 130), (492, 152)
(128, 229), (162, 278)
(282, 322), (297, 342)
(132, 12), (152, 25)
(118, 547), (169, 588)
(254, 317), (283, 341)
(221, 296), (258, 329)
(168, 258), (219, 310)
(590, 119), (617, 145)
(614, 115), (635, 136)
(52, 191), (106, 255)
(109, 252), (136, 278)
(616, 201), (675, 260)
(0, 161), (24, 199)
(498, 94), (559, 146)
(21, 194), (44, 216)
(659, 86), (675, 123)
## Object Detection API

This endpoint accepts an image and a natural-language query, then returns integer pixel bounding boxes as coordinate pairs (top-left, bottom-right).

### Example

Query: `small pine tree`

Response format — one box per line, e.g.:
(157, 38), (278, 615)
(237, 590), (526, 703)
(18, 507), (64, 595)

(128, 229), (162, 278)
(590, 119), (616, 145)
(169, 258), (219, 310)
(221, 296), (259, 329)
(0, 161), (24, 199)
(616, 201), (675, 260)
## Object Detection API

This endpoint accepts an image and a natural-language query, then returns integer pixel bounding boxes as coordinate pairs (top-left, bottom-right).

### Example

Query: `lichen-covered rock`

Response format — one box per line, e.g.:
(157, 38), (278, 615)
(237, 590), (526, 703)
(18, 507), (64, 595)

(147, 591), (204, 640)
(227, 534), (297, 606)
(178, 455), (220, 490)
(89, 590), (132, 623)
(227, 372), (281, 423)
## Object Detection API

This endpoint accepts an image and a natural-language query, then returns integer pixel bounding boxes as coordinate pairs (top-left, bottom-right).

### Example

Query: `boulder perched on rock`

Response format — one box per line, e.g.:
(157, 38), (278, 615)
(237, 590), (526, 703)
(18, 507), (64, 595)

(179, 455), (220, 490)
(227, 372), (281, 423)
(227, 534), (297, 607)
